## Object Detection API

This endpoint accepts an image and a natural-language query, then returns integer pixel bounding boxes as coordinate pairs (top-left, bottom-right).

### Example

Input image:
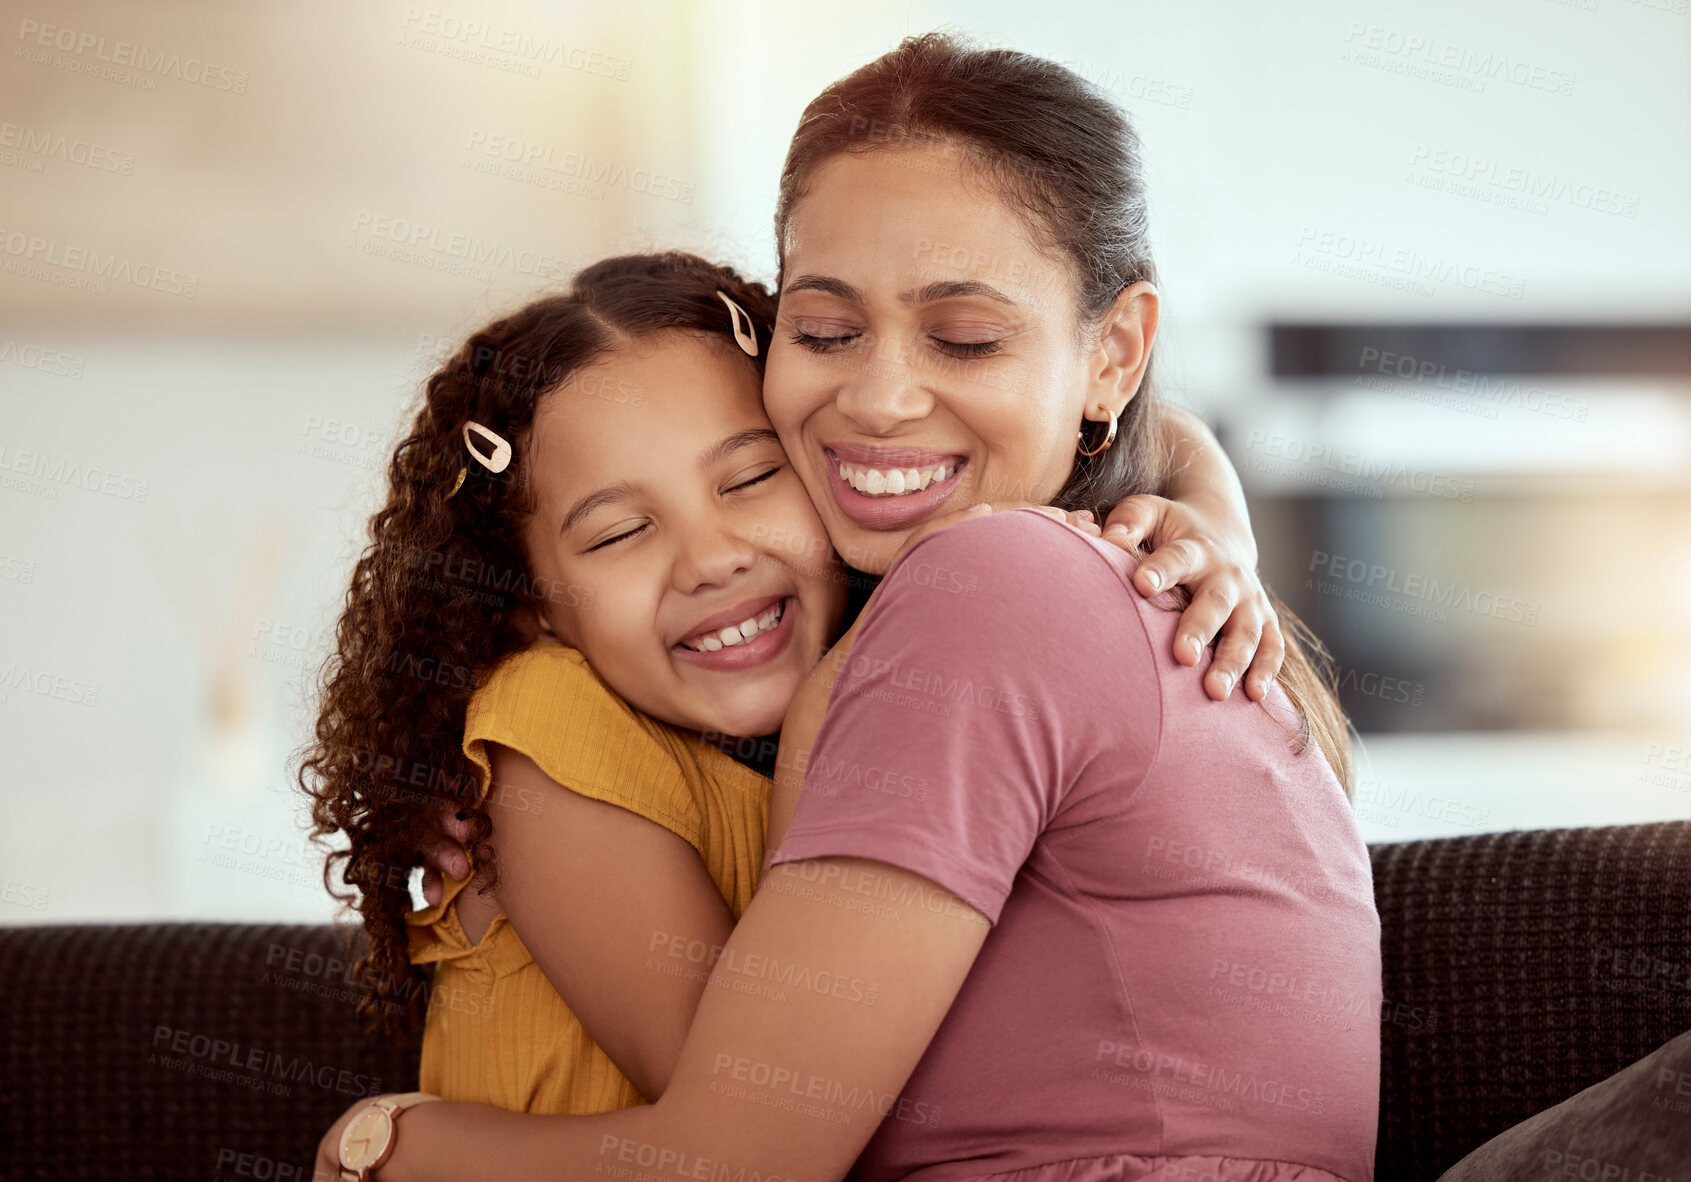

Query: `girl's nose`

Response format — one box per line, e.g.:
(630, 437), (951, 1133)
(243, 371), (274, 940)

(672, 522), (759, 594)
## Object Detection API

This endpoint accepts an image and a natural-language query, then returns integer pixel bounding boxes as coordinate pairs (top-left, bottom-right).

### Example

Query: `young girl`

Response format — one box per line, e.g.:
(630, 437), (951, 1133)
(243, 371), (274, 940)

(300, 252), (1272, 1118)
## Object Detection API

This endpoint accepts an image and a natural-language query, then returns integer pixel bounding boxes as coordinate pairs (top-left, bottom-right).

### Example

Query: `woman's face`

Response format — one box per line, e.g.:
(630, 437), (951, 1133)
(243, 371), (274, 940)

(764, 149), (1099, 575)
(520, 331), (847, 740)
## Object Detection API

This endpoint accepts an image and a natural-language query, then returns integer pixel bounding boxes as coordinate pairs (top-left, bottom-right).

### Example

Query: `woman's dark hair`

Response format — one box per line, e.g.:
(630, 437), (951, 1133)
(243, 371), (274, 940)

(297, 252), (777, 1041)
(775, 32), (1352, 791)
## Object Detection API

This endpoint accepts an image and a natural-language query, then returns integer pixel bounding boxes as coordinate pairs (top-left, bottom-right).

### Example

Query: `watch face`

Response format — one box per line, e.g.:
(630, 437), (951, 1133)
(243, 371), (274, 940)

(340, 1106), (395, 1171)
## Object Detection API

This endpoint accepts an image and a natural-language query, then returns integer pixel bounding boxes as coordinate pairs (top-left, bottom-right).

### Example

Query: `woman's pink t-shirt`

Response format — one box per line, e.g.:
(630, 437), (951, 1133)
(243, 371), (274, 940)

(770, 508), (1381, 1182)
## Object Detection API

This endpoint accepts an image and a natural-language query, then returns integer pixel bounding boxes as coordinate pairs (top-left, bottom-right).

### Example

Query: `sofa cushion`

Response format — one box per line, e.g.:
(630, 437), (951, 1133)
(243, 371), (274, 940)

(0, 922), (420, 1182)
(1369, 821), (1691, 1180)
(1435, 1027), (1691, 1179)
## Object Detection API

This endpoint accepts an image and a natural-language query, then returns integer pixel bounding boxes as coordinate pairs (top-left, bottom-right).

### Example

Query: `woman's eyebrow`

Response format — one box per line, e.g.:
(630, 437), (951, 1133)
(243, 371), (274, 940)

(782, 274), (863, 301)
(902, 279), (1014, 305)
(782, 274), (1014, 306)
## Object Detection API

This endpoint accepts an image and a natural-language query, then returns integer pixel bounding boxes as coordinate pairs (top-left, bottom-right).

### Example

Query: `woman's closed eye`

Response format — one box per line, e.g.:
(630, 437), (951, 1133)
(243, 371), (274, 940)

(931, 337), (1002, 359)
(791, 328), (861, 353)
(790, 329), (1003, 359)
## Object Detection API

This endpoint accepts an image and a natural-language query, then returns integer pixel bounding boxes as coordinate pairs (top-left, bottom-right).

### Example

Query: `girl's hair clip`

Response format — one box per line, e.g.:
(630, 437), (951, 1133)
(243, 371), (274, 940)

(464, 421), (512, 473)
(444, 420), (510, 502)
(716, 291), (759, 357)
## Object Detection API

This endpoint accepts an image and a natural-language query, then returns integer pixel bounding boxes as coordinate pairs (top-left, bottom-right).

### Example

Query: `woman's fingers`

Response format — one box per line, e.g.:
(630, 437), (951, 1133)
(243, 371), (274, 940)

(1203, 609), (1263, 701)
(420, 863), (443, 909)
(1101, 494), (1162, 554)
(1243, 616), (1287, 702)
(1171, 576), (1237, 667)
(429, 837), (470, 881)
(444, 806), (474, 844)
(417, 802), (473, 907)
(1061, 507), (1101, 535)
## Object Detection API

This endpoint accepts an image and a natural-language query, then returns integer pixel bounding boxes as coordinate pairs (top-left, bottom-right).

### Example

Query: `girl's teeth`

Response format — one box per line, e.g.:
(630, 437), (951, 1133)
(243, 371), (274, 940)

(837, 460), (958, 497)
(684, 601), (786, 652)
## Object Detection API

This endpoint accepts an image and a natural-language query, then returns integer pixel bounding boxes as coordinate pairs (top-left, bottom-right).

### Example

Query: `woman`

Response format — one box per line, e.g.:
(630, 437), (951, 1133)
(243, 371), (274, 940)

(320, 32), (1378, 1182)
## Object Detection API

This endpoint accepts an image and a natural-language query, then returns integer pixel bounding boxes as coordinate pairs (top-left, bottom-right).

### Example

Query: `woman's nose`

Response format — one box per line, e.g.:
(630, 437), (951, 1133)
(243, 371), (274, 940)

(835, 336), (937, 436)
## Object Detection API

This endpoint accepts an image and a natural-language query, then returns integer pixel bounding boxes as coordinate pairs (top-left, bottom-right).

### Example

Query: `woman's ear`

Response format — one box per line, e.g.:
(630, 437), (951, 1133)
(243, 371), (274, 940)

(1083, 280), (1160, 424)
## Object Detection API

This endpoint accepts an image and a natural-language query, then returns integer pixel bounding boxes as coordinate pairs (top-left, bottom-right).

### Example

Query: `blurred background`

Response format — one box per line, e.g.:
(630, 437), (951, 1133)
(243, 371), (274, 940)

(1, 0), (1687, 925)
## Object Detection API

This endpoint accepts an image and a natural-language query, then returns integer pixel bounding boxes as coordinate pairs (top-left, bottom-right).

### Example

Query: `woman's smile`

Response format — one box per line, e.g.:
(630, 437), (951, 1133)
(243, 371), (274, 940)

(822, 443), (969, 529)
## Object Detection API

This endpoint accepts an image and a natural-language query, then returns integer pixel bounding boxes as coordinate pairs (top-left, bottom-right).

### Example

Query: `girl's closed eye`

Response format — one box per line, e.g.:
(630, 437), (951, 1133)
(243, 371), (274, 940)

(587, 521), (648, 552)
(587, 467), (781, 552)
(725, 465), (782, 494)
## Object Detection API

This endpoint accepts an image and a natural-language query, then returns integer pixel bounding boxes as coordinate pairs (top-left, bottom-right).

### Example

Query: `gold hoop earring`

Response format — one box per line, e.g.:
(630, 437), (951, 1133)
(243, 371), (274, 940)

(1076, 409), (1118, 457)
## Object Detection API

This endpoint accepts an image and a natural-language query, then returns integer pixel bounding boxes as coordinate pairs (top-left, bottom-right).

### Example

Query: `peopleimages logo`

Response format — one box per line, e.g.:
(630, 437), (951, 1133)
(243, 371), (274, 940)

(1245, 430), (1477, 502)
(348, 210), (571, 282)
(1340, 23), (1576, 97)
(0, 228), (199, 298)
(15, 19), (249, 93)
(1306, 550), (1541, 626)
(1294, 226), (1525, 300)
(0, 122), (136, 174)
(463, 131), (694, 204)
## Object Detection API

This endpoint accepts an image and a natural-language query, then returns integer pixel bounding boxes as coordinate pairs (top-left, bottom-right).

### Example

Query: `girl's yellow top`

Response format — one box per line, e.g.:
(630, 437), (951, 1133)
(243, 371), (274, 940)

(405, 638), (771, 1114)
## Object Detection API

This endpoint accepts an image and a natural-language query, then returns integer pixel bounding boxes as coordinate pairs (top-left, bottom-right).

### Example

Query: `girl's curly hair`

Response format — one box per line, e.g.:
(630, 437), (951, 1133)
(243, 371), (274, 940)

(296, 252), (778, 1041)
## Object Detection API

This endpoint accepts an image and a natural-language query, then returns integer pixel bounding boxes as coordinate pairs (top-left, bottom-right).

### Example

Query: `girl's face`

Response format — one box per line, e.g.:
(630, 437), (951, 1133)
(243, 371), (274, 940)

(520, 331), (847, 740)
(764, 150), (1142, 575)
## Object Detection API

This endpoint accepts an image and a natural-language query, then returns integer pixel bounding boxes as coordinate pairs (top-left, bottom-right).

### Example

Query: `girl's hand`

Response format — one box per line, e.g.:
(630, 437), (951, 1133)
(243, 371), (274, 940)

(1100, 493), (1284, 703)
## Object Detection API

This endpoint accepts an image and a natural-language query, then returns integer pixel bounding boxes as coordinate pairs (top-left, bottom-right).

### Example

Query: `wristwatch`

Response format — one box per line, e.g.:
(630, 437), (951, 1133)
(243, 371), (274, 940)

(338, 1092), (441, 1181)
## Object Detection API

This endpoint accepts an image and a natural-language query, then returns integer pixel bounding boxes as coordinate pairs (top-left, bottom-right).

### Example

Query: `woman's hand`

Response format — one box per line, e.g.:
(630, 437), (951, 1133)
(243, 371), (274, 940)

(1101, 493), (1284, 703)
(417, 808), (473, 909)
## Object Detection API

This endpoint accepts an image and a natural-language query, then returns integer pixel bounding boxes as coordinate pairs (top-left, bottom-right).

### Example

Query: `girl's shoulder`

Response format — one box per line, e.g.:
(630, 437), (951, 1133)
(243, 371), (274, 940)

(462, 638), (714, 845)
(468, 637), (631, 733)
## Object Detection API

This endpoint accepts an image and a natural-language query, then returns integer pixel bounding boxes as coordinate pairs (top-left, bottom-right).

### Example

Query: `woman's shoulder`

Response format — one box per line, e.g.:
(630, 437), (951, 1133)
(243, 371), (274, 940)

(463, 638), (706, 840)
(845, 508), (1162, 718)
(870, 507), (1144, 628)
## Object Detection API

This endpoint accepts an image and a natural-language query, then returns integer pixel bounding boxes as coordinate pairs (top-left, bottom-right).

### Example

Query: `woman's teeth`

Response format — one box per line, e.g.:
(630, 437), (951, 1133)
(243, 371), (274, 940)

(682, 600), (785, 652)
(837, 460), (954, 497)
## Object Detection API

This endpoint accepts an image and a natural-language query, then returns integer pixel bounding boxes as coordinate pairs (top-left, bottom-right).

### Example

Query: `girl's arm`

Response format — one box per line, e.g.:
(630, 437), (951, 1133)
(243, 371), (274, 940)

(1114, 402), (1284, 703)
(320, 857), (990, 1182)
(473, 744), (737, 1100)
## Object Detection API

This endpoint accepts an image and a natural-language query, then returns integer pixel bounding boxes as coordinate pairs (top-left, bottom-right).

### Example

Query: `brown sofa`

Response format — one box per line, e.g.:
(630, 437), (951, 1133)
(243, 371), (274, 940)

(3, 821), (1688, 1181)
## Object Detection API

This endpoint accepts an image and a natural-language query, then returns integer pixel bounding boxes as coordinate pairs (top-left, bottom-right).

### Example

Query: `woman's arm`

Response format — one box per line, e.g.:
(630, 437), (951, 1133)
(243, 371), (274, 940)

(322, 857), (990, 1182)
(476, 744), (737, 1100)
(1110, 402), (1285, 703)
